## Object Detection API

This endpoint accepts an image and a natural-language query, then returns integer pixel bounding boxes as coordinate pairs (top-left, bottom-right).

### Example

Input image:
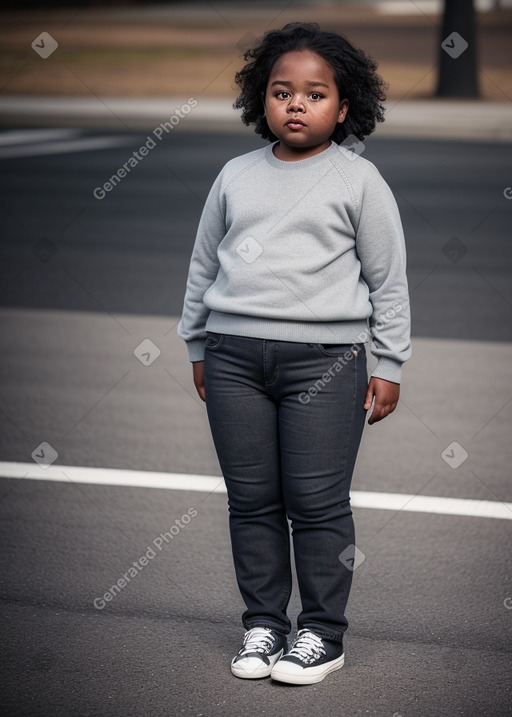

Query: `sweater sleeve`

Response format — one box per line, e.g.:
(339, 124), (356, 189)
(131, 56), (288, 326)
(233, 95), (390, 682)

(355, 164), (412, 384)
(177, 170), (226, 362)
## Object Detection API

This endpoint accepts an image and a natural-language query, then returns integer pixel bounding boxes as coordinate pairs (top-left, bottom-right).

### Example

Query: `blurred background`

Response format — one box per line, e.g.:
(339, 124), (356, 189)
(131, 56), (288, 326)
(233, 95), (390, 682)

(1, 0), (511, 101)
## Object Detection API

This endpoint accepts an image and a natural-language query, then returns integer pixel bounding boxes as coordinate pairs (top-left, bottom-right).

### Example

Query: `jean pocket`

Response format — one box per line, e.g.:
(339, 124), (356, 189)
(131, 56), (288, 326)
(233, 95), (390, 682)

(205, 332), (224, 351)
(315, 343), (363, 359)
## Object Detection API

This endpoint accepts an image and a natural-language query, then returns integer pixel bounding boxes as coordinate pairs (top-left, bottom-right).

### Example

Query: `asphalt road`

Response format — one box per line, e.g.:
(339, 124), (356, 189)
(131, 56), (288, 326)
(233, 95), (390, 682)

(0, 129), (511, 716)
(0, 128), (511, 340)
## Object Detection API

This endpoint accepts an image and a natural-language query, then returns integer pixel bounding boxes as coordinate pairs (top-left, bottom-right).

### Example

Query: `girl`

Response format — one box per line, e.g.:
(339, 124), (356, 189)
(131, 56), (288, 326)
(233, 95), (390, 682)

(178, 22), (411, 685)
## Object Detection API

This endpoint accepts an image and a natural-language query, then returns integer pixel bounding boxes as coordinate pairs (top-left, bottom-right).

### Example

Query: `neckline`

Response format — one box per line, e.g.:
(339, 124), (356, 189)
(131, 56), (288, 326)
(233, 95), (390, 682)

(265, 141), (338, 170)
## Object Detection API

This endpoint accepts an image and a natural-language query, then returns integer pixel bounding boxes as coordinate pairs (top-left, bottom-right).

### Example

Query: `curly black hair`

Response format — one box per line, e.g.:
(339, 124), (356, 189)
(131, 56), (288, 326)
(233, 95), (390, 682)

(233, 22), (387, 143)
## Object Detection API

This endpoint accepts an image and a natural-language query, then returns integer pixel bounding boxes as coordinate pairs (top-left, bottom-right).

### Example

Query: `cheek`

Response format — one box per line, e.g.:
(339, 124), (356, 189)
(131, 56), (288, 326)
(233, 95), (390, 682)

(268, 101), (284, 114)
(266, 104), (286, 125)
(314, 108), (340, 126)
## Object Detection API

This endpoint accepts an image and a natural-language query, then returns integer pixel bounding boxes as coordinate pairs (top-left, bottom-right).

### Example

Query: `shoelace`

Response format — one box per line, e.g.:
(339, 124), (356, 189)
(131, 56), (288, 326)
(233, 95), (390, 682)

(287, 630), (326, 664)
(239, 627), (275, 655)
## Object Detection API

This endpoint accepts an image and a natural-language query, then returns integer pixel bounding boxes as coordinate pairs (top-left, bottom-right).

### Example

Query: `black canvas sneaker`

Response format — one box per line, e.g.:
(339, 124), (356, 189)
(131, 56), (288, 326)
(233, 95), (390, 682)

(231, 627), (287, 679)
(270, 629), (344, 685)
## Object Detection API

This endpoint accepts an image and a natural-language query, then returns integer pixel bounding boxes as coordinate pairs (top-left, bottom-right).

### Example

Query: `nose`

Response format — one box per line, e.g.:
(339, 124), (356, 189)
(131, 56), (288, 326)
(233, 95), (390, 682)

(287, 94), (305, 112)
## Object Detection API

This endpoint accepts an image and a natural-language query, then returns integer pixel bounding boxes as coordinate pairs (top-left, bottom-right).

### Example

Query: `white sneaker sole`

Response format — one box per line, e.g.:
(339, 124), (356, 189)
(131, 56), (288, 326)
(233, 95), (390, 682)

(270, 653), (345, 685)
(231, 648), (285, 679)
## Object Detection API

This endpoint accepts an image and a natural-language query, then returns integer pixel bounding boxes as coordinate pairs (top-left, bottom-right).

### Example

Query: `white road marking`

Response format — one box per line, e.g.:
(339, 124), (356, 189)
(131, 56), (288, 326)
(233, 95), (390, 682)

(0, 128), (82, 146)
(350, 490), (512, 520)
(1, 462), (227, 494)
(1, 462), (511, 520)
(0, 135), (134, 159)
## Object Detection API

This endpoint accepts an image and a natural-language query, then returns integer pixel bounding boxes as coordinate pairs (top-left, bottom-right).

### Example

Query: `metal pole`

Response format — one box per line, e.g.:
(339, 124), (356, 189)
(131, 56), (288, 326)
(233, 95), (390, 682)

(436, 0), (479, 97)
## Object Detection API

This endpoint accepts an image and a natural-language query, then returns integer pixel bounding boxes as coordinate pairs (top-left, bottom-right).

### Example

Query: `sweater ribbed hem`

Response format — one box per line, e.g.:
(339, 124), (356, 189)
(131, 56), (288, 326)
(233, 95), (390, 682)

(206, 311), (370, 345)
(205, 311), (369, 347)
(372, 357), (402, 384)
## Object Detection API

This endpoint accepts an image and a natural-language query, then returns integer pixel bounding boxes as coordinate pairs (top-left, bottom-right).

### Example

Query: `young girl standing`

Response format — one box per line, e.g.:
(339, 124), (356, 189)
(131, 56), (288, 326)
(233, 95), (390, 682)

(178, 22), (411, 685)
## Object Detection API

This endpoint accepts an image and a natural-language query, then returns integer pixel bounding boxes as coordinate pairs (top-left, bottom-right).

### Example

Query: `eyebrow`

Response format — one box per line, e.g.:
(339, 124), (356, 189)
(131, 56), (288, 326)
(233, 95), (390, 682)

(270, 80), (330, 88)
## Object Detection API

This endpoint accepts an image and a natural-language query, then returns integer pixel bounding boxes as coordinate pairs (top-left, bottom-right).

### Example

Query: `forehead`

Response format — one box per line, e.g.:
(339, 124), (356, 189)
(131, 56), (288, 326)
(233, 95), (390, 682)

(268, 49), (336, 84)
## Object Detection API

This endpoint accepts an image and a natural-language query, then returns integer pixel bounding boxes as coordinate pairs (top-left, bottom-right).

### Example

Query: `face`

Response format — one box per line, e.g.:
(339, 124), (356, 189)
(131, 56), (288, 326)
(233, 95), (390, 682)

(264, 49), (349, 161)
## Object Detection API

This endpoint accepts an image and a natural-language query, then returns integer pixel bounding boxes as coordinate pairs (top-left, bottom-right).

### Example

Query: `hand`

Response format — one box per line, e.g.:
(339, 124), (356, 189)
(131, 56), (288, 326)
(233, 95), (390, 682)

(364, 376), (400, 424)
(193, 361), (206, 402)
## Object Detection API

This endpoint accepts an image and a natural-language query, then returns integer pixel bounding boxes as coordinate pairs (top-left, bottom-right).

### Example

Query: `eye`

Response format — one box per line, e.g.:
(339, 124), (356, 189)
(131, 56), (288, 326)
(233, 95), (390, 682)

(275, 91), (291, 100)
(309, 92), (323, 100)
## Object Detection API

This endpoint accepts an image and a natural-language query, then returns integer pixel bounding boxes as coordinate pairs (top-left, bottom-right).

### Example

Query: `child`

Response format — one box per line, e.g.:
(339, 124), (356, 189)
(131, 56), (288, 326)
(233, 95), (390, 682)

(178, 22), (411, 685)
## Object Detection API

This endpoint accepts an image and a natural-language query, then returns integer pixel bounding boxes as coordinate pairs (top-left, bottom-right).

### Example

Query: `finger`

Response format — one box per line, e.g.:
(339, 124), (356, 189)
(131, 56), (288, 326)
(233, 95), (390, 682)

(194, 381), (206, 402)
(369, 401), (397, 424)
(363, 385), (374, 410)
(368, 406), (385, 424)
(367, 405), (381, 424)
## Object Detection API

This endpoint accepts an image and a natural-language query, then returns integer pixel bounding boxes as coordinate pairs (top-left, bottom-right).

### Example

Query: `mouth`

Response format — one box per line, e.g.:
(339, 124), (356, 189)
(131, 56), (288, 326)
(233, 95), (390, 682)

(285, 119), (306, 130)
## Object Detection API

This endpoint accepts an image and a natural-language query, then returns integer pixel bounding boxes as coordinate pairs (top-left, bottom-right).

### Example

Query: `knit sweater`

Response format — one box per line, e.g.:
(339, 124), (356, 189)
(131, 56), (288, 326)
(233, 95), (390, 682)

(178, 140), (411, 383)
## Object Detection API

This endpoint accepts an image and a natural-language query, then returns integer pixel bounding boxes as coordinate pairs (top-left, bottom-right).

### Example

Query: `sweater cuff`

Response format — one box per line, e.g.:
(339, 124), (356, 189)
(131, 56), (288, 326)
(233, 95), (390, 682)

(186, 339), (206, 362)
(372, 357), (402, 384)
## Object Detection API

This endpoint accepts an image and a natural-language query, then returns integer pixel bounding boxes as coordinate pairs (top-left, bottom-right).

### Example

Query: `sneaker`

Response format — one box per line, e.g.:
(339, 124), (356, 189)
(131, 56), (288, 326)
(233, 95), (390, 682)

(270, 629), (344, 685)
(231, 627), (287, 679)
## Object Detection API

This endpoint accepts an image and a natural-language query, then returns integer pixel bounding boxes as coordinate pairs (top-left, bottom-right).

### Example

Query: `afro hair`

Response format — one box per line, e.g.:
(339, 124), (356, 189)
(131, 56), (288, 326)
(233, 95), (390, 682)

(233, 22), (387, 143)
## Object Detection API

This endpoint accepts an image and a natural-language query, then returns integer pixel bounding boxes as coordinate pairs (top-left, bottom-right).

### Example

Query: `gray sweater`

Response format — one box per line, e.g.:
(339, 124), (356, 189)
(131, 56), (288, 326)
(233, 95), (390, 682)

(178, 141), (411, 383)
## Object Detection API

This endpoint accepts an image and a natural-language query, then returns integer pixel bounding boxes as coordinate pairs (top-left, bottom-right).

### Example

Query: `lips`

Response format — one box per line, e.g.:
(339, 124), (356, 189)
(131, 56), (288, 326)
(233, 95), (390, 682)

(286, 118), (306, 129)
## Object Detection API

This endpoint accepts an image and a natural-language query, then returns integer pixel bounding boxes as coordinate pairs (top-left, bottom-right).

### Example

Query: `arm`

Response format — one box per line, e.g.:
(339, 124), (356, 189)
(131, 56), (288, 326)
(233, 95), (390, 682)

(355, 164), (411, 421)
(177, 170), (226, 363)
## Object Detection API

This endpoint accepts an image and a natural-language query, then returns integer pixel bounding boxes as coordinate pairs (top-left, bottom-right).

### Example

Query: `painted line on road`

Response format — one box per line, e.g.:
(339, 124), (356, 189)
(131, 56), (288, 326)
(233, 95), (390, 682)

(0, 135), (135, 159)
(0, 462), (227, 494)
(0, 128), (82, 146)
(1, 462), (511, 520)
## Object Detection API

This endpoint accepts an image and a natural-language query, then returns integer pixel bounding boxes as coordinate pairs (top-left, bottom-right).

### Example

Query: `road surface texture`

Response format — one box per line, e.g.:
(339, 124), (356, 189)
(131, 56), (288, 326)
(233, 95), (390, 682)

(0, 128), (511, 716)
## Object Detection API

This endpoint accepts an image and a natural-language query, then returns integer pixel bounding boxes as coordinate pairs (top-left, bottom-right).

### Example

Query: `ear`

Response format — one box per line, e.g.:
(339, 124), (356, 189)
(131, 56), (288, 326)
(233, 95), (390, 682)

(337, 99), (349, 124)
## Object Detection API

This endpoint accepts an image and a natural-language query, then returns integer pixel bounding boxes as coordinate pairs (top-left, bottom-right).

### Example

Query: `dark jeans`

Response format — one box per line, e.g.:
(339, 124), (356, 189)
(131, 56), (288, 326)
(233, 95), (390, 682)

(204, 333), (367, 644)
